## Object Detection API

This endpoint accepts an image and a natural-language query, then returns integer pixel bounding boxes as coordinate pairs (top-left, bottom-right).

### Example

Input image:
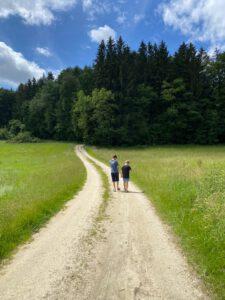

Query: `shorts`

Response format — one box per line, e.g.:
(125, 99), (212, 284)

(123, 178), (129, 182)
(111, 172), (119, 182)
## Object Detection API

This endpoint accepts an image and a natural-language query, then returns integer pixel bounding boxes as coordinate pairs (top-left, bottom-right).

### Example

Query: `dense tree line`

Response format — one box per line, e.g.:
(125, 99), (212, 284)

(1, 37), (225, 145)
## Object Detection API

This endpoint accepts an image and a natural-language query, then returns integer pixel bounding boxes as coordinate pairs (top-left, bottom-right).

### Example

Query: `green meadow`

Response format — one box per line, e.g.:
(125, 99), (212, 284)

(87, 146), (225, 299)
(0, 142), (86, 261)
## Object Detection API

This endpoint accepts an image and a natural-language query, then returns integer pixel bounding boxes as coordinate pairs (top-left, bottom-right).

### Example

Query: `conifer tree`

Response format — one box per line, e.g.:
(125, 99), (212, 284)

(94, 40), (107, 88)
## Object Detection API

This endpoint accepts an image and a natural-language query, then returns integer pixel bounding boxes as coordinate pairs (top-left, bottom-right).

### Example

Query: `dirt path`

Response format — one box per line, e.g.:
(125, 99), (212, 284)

(0, 146), (208, 300)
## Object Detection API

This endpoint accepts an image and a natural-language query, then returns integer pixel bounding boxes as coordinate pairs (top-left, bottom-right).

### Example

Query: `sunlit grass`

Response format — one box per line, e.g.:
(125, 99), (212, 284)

(87, 145), (225, 299)
(0, 142), (86, 261)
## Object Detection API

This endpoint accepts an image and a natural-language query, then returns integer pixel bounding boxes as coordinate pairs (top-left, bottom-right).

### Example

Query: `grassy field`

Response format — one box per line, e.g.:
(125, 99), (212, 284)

(87, 145), (225, 299)
(0, 142), (86, 261)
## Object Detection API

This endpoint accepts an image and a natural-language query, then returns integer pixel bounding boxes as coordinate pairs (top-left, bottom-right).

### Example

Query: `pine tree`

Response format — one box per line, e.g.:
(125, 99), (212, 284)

(0, 89), (15, 127)
(55, 69), (80, 140)
(94, 40), (107, 88)
(47, 72), (54, 81)
(137, 41), (148, 85)
(146, 42), (156, 87)
(115, 36), (126, 91)
(105, 37), (117, 90)
(154, 41), (170, 94)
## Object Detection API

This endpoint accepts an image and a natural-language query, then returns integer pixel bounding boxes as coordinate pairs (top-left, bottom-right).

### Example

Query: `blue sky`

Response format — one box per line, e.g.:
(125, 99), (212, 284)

(0, 0), (225, 88)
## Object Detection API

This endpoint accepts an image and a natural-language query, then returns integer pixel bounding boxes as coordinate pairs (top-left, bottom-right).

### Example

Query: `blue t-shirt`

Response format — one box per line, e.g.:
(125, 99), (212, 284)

(110, 159), (119, 173)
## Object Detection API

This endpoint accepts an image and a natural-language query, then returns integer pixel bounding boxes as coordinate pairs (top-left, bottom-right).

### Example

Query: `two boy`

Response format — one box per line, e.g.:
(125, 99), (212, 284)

(109, 155), (131, 192)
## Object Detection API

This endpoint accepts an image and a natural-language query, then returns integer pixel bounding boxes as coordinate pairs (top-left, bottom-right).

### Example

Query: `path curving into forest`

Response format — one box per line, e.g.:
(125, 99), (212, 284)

(0, 145), (208, 299)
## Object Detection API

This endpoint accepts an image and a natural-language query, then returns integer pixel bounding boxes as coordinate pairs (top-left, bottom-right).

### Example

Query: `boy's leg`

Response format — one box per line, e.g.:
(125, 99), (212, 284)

(123, 180), (126, 192)
(116, 173), (120, 190)
(113, 181), (116, 191)
(124, 180), (129, 192)
(111, 173), (116, 191)
(123, 180), (126, 191)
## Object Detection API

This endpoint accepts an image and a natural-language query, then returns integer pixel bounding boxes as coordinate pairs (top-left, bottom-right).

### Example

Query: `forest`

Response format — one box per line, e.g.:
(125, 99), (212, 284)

(1, 37), (225, 145)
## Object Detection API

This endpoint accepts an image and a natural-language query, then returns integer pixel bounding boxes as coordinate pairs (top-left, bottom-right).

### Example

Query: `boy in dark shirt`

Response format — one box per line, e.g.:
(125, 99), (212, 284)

(121, 160), (131, 192)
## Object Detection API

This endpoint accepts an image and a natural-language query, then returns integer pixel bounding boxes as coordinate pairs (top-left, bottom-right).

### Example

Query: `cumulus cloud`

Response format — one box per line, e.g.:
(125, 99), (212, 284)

(0, 0), (77, 25)
(133, 14), (145, 24)
(0, 0), (119, 25)
(160, 0), (225, 51)
(36, 47), (52, 57)
(89, 25), (116, 43)
(0, 41), (45, 87)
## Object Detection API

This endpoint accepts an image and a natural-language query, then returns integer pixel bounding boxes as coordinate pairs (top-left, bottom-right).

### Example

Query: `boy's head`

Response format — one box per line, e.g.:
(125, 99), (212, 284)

(125, 160), (130, 165)
(113, 155), (117, 160)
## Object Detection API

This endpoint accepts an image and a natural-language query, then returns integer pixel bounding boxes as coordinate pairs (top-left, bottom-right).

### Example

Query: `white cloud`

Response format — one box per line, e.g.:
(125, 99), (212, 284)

(36, 47), (52, 57)
(0, 0), (117, 25)
(89, 25), (116, 43)
(208, 44), (225, 58)
(82, 0), (93, 10)
(49, 68), (61, 79)
(133, 14), (145, 24)
(160, 0), (225, 51)
(83, 0), (112, 20)
(0, 0), (77, 25)
(0, 41), (45, 87)
(117, 13), (126, 25)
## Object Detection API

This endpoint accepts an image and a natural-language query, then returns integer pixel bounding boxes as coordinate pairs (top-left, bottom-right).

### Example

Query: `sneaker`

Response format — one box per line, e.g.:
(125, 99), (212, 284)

(117, 187), (120, 191)
(113, 188), (116, 192)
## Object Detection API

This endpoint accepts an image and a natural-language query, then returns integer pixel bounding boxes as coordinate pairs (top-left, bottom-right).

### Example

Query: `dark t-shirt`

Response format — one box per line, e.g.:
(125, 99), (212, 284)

(122, 165), (131, 178)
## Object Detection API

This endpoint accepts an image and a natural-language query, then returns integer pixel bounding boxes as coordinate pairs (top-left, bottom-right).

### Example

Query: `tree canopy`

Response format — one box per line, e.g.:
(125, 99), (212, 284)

(1, 37), (225, 145)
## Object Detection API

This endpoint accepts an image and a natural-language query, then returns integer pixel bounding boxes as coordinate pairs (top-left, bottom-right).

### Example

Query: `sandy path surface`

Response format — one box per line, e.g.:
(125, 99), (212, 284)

(0, 146), (208, 300)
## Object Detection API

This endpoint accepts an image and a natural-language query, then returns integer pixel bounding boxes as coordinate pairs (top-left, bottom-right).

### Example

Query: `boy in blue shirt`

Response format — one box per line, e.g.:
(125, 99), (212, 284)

(109, 155), (120, 192)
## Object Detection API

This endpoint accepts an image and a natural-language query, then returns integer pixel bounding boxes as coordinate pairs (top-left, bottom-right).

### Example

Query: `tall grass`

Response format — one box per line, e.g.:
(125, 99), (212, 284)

(0, 142), (86, 261)
(87, 145), (225, 299)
